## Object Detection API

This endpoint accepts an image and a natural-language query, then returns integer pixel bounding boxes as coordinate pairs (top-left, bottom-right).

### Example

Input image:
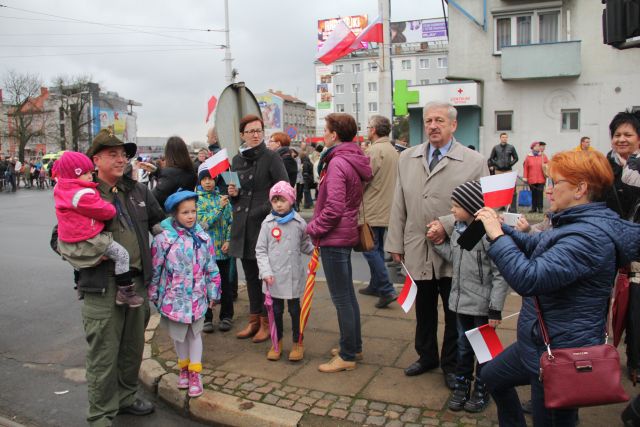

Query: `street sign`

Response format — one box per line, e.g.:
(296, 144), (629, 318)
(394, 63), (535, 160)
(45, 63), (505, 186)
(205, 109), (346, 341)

(286, 126), (298, 139)
(214, 82), (262, 159)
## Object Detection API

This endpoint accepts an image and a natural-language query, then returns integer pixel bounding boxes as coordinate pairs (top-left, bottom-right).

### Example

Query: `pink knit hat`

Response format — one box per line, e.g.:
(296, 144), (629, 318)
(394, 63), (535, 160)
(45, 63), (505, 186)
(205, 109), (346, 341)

(269, 180), (296, 205)
(53, 151), (94, 179)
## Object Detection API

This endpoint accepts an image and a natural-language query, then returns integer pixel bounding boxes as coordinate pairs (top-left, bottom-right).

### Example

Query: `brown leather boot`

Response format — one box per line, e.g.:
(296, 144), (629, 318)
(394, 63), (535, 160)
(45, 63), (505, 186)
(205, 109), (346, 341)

(115, 284), (144, 308)
(252, 316), (270, 343)
(236, 314), (260, 339)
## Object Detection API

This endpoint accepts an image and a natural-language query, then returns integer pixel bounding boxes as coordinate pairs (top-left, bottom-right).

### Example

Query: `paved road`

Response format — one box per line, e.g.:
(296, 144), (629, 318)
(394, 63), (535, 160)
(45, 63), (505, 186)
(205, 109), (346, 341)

(0, 189), (378, 426)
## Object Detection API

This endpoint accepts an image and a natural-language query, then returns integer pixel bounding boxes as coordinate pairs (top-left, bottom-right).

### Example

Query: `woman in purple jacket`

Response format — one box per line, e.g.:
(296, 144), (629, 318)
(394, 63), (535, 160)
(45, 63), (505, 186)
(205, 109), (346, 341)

(307, 113), (373, 373)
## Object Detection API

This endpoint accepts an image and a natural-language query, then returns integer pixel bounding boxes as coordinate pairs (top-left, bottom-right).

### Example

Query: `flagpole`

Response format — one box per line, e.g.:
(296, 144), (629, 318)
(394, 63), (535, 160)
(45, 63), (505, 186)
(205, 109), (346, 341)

(378, 0), (393, 120)
(223, 0), (234, 85)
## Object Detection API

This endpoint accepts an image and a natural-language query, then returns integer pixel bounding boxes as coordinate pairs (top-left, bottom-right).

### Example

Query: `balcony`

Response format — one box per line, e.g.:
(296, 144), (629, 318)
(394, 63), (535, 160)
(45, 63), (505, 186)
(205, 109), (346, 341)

(501, 40), (581, 80)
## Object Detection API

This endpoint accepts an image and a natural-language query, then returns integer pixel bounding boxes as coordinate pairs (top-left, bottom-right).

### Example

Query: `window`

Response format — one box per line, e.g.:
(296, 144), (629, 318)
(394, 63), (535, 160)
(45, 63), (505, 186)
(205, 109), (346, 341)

(496, 111), (513, 131)
(438, 57), (448, 68)
(561, 109), (579, 131)
(494, 10), (560, 53)
(352, 83), (360, 93)
(334, 64), (344, 73)
(368, 62), (378, 72)
(352, 63), (361, 73)
(352, 103), (360, 113)
(335, 84), (344, 94)
(419, 58), (430, 69)
(368, 102), (378, 112)
(438, 78), (447, 84)
(420, 79), (430, 85)
(368, 82), (377, 92)
(401, 59), (412, 70)
(335, 104), (345, 112)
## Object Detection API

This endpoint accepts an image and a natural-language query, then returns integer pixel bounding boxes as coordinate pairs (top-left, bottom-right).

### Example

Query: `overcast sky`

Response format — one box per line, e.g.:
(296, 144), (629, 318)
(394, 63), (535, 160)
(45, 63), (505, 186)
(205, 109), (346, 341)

(0, 0), (446, 143)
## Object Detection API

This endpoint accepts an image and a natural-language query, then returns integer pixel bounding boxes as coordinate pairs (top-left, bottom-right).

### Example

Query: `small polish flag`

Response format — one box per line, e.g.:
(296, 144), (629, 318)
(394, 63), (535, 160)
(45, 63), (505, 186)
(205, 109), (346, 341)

(480, 172), (517, 208)
(465, 324), (504, 364)
(397, 262), (418, 313)
(349, 16), (383, 50)
(205, 95), (217, 123)
(317, 20), (357, 65)
(198, 148), (230, 180)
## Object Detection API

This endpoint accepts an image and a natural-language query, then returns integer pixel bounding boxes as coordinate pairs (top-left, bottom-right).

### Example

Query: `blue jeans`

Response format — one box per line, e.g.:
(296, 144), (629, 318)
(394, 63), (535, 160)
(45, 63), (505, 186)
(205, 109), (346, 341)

(361, 226), (396, 297)
(456, 313), (488, 380)
(321, 246), (362, 361)
(482, 344), (578, 427)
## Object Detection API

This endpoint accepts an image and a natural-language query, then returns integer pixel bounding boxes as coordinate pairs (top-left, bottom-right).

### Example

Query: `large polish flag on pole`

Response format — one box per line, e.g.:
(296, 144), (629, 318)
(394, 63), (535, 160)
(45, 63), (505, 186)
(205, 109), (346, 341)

(397, 262), (418, 313)
(198, 148), (230, 180)
(317, 20), (357, 65)
(480, 172), (518, 208)
(465, 324), (504, 363)
(349, 16), (383, 49)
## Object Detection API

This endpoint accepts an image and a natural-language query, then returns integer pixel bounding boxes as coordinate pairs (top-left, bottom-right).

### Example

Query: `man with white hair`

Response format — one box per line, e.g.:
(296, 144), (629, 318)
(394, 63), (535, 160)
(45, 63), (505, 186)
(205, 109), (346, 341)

(386, 102), (488, 388)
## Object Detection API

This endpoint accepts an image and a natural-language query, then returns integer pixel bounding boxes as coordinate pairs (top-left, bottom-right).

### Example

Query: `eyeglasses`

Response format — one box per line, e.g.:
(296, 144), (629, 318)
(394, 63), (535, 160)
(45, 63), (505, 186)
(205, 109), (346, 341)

(549, 179), (570, 187)
(243, 129), (263, 135)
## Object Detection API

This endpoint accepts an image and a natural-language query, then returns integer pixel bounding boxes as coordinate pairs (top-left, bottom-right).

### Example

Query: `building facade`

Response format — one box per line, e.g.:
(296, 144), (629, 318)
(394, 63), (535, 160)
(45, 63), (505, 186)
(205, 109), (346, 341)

(445, 0), (640, 162)
(256, 90), (316, 143)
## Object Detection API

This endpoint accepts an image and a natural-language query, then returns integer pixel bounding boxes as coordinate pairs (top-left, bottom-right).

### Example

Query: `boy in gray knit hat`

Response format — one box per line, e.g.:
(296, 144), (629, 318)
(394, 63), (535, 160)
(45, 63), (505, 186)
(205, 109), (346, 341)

(428, 180), (509, 414)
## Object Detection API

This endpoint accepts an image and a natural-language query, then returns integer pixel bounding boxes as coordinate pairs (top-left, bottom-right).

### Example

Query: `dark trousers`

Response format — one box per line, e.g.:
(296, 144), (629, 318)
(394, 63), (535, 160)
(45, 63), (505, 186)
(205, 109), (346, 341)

(414, 277), (457, 373)
(272, 297), (301, 342)
(482, 344), (578, 427)
(241, 258), (265, 316)
(321, 246), (362, 361)
(362, 226), (395, 297)
(530, 183), (545, 212)
(455, 313), (488, 380)
(205, 259), (234, 322)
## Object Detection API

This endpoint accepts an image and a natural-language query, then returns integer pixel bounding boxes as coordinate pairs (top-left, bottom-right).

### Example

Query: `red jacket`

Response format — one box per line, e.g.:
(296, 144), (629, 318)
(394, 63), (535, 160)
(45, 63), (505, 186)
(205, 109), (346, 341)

(523, 153), (548, 185)
(307, 143), (372, 247)
(54, 178), (116, 243)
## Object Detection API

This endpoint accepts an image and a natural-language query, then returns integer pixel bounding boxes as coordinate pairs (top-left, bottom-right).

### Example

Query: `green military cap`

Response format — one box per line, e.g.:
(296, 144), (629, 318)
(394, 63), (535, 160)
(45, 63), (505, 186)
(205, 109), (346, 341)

(86, 128), (137, 159)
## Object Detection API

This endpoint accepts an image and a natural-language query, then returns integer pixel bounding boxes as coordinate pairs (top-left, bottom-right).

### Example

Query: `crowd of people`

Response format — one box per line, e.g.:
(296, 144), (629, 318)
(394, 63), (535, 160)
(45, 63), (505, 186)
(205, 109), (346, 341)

(41, 103), (640, 427)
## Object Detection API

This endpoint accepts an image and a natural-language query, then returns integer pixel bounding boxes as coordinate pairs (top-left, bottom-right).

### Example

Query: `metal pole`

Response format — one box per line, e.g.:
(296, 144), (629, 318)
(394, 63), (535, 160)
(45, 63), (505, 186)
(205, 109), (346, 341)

(355, 73), (359, 134)
(378, 0), (393, 119)
(223, 0), (234, 84)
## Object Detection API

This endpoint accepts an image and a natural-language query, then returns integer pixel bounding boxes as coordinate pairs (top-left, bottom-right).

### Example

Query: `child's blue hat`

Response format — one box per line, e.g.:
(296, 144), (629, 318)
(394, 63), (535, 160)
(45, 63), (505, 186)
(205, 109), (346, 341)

(164, 189), (199, 213)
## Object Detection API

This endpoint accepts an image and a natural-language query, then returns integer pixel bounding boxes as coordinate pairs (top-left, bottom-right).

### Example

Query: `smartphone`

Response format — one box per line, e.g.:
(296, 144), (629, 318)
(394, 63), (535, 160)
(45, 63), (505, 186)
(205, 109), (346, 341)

(457, 220), (486, 251)
(503, 213), (522, 227)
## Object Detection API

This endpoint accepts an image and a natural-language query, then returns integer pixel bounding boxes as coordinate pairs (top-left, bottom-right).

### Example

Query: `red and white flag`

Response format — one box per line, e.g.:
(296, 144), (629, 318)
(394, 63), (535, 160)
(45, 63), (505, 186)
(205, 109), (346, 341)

(480, 172), (517, 208)
(465, 324), (504, 364)
(205, 95), (217, 123)
(317, 20), (357, 65)
(350, 16), (383, 49)
(397, 263), (418, 313)
(198, 148), (230, 179)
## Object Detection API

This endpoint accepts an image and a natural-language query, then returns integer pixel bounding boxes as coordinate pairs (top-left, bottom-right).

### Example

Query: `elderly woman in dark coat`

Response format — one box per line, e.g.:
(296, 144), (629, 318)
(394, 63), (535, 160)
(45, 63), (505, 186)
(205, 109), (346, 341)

(152, 136), (197, 207)
(227, 114), (289, 343)
(476, 150), (640, 427)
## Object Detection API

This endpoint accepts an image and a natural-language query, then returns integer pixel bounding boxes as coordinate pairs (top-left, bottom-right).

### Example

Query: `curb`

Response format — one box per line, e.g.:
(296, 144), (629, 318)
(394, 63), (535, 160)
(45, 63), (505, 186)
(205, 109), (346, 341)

(140, 313), (302, 427)
(0, 416), (26, 427)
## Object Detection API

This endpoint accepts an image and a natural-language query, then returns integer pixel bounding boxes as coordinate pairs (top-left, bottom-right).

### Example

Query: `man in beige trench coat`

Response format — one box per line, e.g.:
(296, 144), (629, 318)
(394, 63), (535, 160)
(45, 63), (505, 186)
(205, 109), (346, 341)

(386, 101), (488, 388)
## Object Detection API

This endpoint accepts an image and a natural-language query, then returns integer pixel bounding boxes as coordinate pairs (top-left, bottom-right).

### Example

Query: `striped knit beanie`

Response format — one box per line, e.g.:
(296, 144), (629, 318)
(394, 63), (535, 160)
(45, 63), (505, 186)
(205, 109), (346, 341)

(451, 180), (484, 216)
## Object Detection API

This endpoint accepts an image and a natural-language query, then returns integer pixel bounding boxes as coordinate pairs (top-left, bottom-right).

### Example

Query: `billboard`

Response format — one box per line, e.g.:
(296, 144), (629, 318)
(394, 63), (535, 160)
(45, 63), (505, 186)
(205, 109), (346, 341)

(391, 18), (448, 44)
(256, 92), (283, 140)
(317, 15), (368, 50)
(92, 107), (137, 144)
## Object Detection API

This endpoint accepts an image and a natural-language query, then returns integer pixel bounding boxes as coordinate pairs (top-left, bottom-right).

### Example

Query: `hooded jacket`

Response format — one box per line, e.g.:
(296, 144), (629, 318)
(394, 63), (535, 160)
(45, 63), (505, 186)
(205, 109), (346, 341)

(196, 186), (232, 260)
(488, 202), (640, 375)
(148, 217), (221, 324)
(306, 142), (373, 247)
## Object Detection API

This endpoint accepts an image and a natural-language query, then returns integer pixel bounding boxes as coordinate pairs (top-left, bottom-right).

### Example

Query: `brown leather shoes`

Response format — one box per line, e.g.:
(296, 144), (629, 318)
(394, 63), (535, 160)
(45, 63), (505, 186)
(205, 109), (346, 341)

(236, 314), (260, 339)
(318, 355), (356, 373)
(252, 316), (270, 343)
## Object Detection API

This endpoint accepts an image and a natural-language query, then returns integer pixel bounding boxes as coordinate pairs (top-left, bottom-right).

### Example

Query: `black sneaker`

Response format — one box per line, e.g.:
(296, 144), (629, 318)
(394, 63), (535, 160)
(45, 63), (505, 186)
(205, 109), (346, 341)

(202, 321), (215, 333)
(358, 286), (379, 297)
(464, 380), (491, 413)
(218, 318), (233, 332)
(448, 376), (470, 411)
(375, 293), (397, 308)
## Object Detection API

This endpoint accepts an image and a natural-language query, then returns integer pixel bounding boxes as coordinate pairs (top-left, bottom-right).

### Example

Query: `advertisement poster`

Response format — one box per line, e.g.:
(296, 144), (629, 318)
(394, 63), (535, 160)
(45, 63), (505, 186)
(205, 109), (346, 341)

(315, 65), (333, 111)
(391, 18), (448, 44)
(256, 93), (283, 140)
(92, 106), (135, 143)
(317, 15), (368, 50)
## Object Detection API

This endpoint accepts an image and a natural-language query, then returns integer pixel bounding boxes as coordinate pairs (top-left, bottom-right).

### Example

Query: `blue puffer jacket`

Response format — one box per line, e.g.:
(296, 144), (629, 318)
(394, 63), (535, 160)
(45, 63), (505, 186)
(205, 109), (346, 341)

(488, 202), (640, 375)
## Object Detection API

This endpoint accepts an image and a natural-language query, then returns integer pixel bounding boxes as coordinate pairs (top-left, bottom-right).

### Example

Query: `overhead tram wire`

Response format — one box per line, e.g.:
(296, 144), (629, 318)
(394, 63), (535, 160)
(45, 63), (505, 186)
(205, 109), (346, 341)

(0, 4), (223, 46)
(0, 46), (219, 59)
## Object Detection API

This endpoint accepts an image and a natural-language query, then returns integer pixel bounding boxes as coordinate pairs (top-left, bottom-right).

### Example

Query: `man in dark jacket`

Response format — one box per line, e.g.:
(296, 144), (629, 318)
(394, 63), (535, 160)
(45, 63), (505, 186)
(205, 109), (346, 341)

(79, 129), (165, 426)
(488, 133), (518, 174)
(227, 115), (289, 343)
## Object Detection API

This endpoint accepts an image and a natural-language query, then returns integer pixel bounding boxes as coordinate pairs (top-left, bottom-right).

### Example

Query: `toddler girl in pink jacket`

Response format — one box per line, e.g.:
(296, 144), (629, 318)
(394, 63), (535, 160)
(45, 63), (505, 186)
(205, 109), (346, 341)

(53, 151), (142, 307)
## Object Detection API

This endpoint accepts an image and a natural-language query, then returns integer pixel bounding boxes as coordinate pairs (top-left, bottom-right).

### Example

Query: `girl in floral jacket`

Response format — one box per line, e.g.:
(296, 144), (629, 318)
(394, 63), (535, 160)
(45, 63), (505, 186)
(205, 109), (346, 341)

(149, 190), (221, 398)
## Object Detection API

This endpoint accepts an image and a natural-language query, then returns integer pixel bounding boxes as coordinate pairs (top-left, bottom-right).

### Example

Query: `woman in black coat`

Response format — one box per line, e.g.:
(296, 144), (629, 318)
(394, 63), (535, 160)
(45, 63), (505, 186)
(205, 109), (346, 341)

(152, 136), (197, 207)
(228, 115), (289, 343)
(267, 131), (298, 188)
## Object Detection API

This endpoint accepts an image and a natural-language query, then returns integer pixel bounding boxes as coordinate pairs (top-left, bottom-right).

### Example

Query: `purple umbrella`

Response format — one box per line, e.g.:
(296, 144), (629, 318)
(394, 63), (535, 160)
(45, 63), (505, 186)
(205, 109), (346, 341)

(263, 283), (279, 353)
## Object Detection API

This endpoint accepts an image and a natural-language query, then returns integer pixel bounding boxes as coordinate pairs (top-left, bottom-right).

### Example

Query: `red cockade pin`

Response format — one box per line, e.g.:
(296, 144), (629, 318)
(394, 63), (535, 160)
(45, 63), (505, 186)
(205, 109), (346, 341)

(271, 227), (282, 242)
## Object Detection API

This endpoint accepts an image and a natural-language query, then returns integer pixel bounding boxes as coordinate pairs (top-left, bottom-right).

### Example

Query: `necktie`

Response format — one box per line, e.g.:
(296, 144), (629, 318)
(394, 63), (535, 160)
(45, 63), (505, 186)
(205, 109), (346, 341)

(429, 148), (441, 172)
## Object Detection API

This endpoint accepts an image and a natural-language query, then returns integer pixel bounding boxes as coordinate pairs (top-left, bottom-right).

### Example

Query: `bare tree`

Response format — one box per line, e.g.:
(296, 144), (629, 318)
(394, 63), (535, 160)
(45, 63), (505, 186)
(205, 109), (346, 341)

(1, 70), (57, 162)
(52, 75), (95, 152)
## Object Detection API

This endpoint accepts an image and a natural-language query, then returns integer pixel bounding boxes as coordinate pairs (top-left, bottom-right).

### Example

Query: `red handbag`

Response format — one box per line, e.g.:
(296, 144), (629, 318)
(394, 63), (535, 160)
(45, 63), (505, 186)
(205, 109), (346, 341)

(535, 297), (629, 409)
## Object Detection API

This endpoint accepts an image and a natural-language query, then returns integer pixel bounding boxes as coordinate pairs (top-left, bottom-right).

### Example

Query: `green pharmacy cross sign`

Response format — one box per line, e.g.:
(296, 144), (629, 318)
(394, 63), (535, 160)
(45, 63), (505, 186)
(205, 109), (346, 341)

(393, 80), (419, 116)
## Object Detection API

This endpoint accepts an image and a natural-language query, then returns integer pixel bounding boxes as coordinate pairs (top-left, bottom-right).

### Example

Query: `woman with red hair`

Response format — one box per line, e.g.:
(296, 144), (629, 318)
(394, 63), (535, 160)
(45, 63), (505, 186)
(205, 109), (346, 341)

(475, 151), (640, 426)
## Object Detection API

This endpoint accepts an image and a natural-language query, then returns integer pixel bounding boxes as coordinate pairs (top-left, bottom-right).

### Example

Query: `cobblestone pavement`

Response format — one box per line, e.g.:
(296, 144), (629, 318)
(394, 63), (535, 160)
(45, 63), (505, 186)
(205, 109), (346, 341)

(143, 279), (633, 426)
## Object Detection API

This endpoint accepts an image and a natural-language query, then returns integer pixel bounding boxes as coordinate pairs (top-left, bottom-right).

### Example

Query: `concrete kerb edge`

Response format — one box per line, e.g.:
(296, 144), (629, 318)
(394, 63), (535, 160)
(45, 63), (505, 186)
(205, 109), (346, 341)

(140, 308), (302, 427)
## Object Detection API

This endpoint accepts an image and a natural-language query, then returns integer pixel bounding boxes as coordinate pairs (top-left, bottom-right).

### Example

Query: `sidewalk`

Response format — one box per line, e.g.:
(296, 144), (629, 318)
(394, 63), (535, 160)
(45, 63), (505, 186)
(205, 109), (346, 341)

(140, 280), (634, 426)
